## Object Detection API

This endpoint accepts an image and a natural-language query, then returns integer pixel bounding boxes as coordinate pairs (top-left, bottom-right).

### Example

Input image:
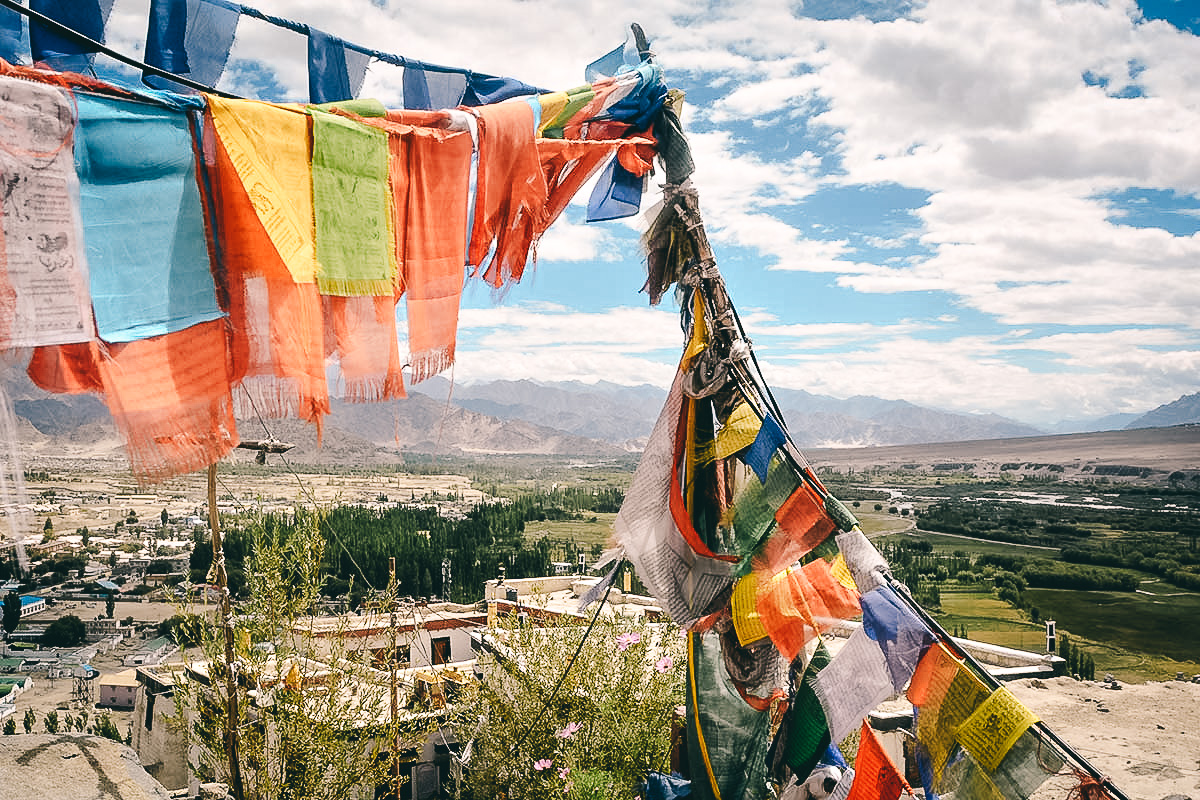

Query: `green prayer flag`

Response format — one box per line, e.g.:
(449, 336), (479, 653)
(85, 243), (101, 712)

(311, 110), (393, 296)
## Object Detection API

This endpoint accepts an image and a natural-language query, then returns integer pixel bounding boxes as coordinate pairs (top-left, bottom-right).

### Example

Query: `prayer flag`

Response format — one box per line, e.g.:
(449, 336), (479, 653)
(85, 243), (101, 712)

(615, 372), (733, 627)
(379, 111), (474, 382)
(762, 481), (836, 573)
(916, 664), (989, 781)
(29, 0), (112, 72)
(308, 27), (369, 103)
(744, 413), (787, 483)
(0, 4), (28, 64)
(586, 155), (645, 221)
(686, 631), (773, 800)
(203, 111), (328, 429)
(74, 92), (224, 343)
(206, 95), (318, 284)
(144, 0), (239, 91)
(468, 99), (548, 287)
(27, 318), (238, 484)
(812, 626), (894, 745)
(402, 64), (466, 110)
(845, 721), (911, 800)
(955, 687), (1039, 772)
(0, 75), (93, 348)
(860, 586), (935, 692)
(310, 110), (392, 296)
(711, 402), (762, 461)
(780, 642), (833, 781)
(835, 528), (889, 595)
(462, 73), (540, 106)
(731, 573), (768, 645)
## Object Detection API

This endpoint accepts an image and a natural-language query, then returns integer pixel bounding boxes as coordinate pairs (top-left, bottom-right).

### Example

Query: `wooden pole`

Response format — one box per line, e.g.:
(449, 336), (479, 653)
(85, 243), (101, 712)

(389, 557), (401, 799)
(208, 464), (245, 800)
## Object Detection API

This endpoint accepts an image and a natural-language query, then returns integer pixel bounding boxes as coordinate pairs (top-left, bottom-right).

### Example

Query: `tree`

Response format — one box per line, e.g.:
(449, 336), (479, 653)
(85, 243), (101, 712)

(3, 591), (20, 647)
(105, 591), (116, 620)
(91, 713), (123, 743)
(80, 527), (90, 547)
(161, 508), (170, 527)
(22, 708), (35, 734)
(453, 611), (685, 800)
(172, 512), (404, 800)
(2, 718), (14, 735)
(43, 710), (59, 734)
(40, 614), (86, 647)
(108, 551), (118, 568)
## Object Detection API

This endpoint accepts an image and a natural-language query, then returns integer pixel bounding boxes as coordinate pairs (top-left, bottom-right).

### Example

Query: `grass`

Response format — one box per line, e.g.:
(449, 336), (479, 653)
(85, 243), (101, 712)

(523, 513), (618, 551)
(1024, 587), (1200, 678)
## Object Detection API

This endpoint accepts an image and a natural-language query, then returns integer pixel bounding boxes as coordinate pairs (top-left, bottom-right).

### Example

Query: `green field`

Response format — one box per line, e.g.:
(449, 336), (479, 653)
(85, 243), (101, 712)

(1024, 586), (1200, 668)
(523, 512), (618, 552)
(883, 530), (1200, 682)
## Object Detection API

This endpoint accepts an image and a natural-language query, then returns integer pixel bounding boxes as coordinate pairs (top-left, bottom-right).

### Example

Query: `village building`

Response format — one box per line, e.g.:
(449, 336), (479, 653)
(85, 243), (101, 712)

(97, 667), (140, 710)
(18, 594), (46, 618)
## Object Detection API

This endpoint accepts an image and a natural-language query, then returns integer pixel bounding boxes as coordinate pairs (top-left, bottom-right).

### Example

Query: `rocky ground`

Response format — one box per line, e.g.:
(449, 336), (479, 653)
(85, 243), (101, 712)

(1013, 677), (1200, 800)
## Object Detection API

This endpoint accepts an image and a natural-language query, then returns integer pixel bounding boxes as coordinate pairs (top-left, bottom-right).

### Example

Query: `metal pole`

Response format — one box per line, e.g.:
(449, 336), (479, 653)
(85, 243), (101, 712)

(208, 464), (245, 800)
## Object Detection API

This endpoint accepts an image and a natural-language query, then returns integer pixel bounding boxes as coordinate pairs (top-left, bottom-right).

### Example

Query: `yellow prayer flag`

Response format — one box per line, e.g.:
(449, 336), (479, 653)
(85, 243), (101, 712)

(730, 573), (768, 645)
(956, 686), (1039, 772)
(207, 95), (318, 284)
(830, 553), (857, 593)
(712, 402), (763, 461)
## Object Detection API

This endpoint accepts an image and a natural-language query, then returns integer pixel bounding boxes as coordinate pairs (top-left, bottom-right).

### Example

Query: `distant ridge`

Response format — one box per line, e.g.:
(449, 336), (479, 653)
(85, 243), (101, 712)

(1125, 392), (1200, 429)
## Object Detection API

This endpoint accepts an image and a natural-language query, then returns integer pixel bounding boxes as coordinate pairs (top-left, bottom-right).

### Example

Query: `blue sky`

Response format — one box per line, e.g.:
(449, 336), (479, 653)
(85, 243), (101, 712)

(93, 0), (1200, 427)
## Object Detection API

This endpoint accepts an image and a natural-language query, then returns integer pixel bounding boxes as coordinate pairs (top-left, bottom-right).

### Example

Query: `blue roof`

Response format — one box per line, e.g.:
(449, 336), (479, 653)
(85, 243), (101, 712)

(19, 596), (43, 607)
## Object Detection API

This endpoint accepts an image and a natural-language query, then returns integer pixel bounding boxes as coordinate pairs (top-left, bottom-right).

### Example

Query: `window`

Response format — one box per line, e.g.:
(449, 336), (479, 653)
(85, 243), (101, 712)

(431, 636), (451, 666)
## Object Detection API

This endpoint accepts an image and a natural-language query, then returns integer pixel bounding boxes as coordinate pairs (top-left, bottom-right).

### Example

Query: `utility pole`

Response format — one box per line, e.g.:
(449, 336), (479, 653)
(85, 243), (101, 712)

(208, 464), (245, 800)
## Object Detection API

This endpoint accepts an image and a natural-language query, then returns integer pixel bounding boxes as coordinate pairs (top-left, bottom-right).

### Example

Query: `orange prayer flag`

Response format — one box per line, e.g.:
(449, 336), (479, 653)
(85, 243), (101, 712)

(205, 114), (329, 429)
(847, 721), (912, 800)
(759, 481), (836, 574)
(30, 320), (238, 484)
(755, 567), (817, 662)
(323, 295), (405, 403)
(799, 557), (861, 625)
(907, 640), (961, 707)
(391, 117), (473, 383)
(469, 100), (547, 288)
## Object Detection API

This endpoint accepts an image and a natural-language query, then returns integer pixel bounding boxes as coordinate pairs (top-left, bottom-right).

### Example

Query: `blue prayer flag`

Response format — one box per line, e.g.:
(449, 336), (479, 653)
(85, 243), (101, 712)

(74, 92), (223, 343)
(29, 0), (113, 72)
(143, 0), (239, 92)
(860, 585), (935, 692)
(743, 413), (787, 483)
(308, 27), (369, 104)
(402, 64), (466, 110)
(586, 156), (644, 222)
(462, 73), (540, 106)
(0, 2), (28, 65)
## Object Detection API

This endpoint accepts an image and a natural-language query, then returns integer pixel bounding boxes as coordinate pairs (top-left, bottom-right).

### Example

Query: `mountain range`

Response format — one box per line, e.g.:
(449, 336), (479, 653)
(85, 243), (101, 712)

(5, 368), (1197, 459)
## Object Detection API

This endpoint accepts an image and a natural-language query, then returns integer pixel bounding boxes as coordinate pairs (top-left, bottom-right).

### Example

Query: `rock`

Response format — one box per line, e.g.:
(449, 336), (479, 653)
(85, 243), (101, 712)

(0, 733), (171, 799)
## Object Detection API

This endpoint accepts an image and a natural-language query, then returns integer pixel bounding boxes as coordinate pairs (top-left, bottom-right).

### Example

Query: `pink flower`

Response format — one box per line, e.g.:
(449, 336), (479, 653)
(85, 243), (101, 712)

(534, 759), (553, 771)
(555, 721), (583, 739)
(558, 766), (571, 780)
(615, 631), (642, 652)
(655, 656), (674, 673)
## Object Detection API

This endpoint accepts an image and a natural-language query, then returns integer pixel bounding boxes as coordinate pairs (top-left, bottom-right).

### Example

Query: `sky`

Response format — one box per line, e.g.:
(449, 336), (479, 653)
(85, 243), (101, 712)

(89, 0), (1200, 428)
